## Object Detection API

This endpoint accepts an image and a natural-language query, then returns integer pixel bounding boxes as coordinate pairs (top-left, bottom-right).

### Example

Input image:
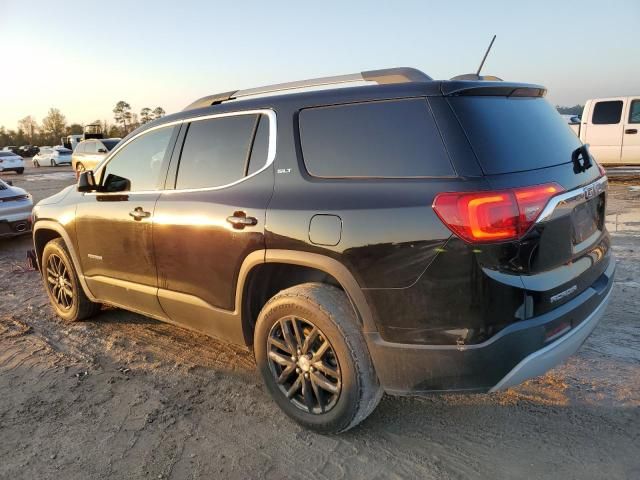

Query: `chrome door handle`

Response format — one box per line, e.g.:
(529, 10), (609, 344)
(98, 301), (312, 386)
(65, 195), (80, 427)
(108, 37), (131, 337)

(226, 211), (258, 229)
(129, 207), (151, 221)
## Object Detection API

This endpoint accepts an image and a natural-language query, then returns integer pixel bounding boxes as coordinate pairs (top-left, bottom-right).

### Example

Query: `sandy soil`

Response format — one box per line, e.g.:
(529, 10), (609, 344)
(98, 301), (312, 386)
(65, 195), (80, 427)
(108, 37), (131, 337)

(1, 166), (639, 479)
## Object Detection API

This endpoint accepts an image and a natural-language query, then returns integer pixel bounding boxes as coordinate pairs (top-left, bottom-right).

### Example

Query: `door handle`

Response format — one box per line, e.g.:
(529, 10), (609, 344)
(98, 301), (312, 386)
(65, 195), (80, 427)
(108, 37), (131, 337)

(129, 207), (151, 221)
(226, 211), (258, 229)
(625, 129), (638, 134)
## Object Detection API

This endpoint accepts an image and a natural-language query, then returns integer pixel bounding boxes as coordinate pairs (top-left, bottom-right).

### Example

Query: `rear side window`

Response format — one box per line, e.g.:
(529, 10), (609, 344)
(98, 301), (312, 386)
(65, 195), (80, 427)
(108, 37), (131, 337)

(176, 114), (260, 189)
(299, 99), (454, 178)
(629, 100), (640, 124)
(592, 101), (623, 124)
(450, 96), (582, 175)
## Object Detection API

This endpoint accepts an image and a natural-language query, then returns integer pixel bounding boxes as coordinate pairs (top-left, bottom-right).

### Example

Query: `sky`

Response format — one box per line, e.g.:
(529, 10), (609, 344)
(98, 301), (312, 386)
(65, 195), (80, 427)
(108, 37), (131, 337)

(0, 0), (638, 129)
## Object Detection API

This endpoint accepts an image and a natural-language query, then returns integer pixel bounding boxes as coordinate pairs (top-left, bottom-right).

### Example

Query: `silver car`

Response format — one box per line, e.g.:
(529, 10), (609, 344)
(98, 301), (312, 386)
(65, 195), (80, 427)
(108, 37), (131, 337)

(0, 178), (32, 237)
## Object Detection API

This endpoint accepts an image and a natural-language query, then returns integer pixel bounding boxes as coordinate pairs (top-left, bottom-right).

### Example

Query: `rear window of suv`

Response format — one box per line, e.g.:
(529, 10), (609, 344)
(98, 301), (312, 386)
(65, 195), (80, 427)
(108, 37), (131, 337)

(449, 96), (582, 175)
(299, 99), (454, 178)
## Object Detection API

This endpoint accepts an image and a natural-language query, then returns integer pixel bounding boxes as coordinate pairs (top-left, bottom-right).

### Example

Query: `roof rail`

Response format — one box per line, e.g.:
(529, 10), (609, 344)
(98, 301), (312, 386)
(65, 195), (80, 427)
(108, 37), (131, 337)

(183, 67), (432, 111)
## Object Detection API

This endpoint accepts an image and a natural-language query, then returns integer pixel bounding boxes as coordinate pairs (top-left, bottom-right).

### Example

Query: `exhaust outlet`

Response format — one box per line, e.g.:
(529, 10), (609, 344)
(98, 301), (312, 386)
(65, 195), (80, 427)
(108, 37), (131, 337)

(14, 222), (27, 232)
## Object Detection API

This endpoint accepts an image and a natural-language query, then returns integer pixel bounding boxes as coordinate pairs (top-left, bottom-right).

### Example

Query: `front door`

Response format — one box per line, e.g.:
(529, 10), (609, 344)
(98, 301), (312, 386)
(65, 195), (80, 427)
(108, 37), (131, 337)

(152, 111), (274, 342)
(586, 98), (625, 164)
(75, 124), (178, 317)
(622, 98), (640, 164)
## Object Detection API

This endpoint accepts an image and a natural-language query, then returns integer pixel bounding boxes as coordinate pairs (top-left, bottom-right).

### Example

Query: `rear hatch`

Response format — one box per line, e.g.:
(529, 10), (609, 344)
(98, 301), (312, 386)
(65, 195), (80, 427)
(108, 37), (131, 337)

(443, 83), (611, 318)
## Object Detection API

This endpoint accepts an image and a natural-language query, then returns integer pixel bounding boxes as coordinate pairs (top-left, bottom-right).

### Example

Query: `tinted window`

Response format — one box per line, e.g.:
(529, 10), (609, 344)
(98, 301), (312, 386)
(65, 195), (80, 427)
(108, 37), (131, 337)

(176, 114), (258, 189)
(592, 101), (623, 124)
(102, 126), (174, 192)
(0, 151), (14, 157)
(629, 100), (640, 124)
(101, 139), (120, 151)
(299, 99), (453, 177)
(247, 115), (269, 176)
(450, 96), (582, 175)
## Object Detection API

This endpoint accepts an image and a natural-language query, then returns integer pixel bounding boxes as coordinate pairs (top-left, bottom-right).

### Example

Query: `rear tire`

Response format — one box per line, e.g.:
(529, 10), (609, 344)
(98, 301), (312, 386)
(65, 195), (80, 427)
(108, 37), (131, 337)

(41, 238), (101, 322)
(34, 160), (40, 168)
(50, 159), (56, 167)
(16, 168), (24, 174)
(254, 283), (382, 433)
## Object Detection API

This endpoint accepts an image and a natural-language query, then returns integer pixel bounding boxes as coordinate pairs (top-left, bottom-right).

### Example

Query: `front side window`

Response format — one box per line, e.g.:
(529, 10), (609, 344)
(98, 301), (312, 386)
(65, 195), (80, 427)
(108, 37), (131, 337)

(592, 101), (623, 125)
(629, 100), (640, 124)
(176, 114), (262, 189)
(101, 126), (174, 192)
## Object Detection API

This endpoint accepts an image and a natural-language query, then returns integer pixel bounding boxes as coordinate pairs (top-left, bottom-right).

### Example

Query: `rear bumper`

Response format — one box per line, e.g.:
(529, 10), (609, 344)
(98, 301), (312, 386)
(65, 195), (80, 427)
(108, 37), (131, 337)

(366, 258), (615, 395)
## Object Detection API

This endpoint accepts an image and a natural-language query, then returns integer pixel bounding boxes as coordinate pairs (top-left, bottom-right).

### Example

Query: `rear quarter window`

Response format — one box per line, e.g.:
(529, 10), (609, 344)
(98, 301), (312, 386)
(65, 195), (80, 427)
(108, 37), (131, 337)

(299, 98), (454, 178)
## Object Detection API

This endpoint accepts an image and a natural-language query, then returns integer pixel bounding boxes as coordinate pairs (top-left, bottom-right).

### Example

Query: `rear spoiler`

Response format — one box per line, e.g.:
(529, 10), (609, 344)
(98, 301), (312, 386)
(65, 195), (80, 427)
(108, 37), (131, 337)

(441, 81), (546, 98)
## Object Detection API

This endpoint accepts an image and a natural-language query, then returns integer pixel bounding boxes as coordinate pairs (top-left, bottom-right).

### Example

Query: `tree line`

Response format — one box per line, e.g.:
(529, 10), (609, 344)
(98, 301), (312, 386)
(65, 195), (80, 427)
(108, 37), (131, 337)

(0, 101), (166, 148)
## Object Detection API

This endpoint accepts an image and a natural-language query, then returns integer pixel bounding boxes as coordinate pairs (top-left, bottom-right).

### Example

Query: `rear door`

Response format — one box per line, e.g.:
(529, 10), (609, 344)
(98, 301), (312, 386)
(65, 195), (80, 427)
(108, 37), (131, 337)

(153, 110), (274, 342)
(585, 98), (625, 164)
(622, 98), (640, 164)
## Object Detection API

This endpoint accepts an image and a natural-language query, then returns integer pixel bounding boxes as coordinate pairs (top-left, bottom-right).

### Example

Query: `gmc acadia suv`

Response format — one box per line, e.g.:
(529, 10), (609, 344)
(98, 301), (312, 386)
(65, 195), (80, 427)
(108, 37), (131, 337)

(32, 67), (614, 433)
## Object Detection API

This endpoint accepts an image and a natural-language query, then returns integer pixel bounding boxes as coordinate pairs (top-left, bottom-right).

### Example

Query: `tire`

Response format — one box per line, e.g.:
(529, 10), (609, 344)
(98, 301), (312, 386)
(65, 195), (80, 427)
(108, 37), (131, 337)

(34, 160), (40, 168)
(16, 168), (24, 174)
(41, 238), (101, 322)
(254, 283), (382, 433)
(75, 162), (85, 173)
(50, 159), (56, 167)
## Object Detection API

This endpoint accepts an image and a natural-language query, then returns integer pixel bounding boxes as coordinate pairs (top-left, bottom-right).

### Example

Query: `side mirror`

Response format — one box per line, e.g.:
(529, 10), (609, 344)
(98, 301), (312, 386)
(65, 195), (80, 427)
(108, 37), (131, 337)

(97, 148), (107, 154)
(77, 170), (97, 192)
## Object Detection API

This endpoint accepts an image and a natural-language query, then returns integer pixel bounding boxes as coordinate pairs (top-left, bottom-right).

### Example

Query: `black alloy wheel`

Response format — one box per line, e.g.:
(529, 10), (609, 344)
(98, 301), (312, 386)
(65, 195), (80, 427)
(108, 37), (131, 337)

(267, 315), (341, 414)
(45, 253), (74, 310)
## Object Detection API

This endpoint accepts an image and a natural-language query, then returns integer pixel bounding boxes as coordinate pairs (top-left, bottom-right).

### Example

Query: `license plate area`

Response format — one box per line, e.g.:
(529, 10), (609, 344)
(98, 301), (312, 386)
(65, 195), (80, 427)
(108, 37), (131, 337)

(571, 193), (604, 246)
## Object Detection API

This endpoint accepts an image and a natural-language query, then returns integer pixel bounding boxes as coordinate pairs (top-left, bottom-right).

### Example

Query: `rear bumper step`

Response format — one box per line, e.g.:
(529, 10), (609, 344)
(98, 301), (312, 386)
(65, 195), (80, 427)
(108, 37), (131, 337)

(489, 284), (612, 391)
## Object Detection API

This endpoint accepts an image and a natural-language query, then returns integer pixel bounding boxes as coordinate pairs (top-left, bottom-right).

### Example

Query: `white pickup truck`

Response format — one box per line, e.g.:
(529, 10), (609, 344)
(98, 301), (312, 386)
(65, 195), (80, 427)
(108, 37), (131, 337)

(569, 96), (640, 165)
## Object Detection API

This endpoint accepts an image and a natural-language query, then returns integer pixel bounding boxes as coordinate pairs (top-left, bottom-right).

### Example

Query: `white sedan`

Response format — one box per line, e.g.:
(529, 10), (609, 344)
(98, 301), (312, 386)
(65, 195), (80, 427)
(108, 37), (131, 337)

(33, 147), (73, 167)
(0, 151), (25, 174)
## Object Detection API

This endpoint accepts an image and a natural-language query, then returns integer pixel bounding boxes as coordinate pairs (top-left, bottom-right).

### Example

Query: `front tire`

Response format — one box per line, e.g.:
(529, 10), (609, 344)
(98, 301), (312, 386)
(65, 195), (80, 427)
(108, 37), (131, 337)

(41, 238), (101, 321)
(16, 168), (24, 174)
(50, 159), (56, 167)
(34, 160), (40, 167)
(254, 283), (382, 433)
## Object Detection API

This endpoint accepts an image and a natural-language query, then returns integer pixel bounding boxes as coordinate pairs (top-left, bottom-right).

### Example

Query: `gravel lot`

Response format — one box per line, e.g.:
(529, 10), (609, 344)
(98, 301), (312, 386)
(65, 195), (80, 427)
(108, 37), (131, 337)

(1, 165), (639, 479)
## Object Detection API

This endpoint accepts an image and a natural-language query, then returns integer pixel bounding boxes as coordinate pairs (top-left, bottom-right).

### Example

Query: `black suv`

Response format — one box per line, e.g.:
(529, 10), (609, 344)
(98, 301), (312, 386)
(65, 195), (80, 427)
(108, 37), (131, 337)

(32, 67), (614, 433)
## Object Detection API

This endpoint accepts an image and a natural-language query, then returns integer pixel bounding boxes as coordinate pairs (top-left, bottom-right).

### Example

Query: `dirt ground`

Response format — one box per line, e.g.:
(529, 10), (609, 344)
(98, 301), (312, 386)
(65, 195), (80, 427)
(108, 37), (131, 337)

(1, 165), (639, 479)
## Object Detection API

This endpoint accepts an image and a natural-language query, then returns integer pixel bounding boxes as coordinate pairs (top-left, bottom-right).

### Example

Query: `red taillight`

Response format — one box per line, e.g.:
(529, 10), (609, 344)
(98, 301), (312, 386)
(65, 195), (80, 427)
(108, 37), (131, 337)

(597, 162), (606, 177)
(433, 183), (563, 243)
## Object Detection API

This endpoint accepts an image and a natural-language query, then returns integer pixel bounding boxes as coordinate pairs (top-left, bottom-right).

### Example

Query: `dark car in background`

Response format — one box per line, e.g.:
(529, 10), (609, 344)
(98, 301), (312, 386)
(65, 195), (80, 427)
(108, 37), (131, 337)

(19, 145), (40, 157)
(32, 67), (614, 433)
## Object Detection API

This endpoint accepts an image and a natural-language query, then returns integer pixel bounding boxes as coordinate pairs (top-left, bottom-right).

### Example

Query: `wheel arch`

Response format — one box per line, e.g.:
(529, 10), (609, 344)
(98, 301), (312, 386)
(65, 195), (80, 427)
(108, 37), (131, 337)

(237, 249), (376, 345)
(33, 220), (97, 302)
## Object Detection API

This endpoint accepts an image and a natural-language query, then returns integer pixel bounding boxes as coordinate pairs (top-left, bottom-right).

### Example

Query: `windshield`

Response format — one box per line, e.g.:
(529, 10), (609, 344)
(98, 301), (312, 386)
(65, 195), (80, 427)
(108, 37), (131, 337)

(449, 96), (582, 175)
(101, 139), (120, 151)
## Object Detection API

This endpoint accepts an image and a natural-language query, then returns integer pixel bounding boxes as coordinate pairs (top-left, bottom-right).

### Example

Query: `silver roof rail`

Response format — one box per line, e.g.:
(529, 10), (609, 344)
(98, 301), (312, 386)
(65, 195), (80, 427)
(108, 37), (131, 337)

(183, 67), (432, 111)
